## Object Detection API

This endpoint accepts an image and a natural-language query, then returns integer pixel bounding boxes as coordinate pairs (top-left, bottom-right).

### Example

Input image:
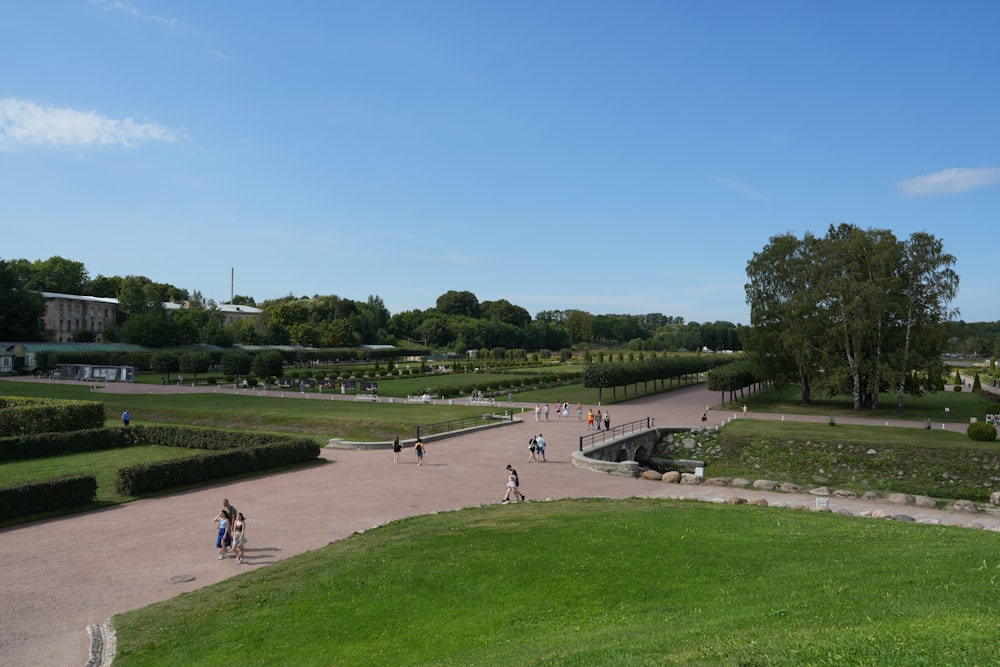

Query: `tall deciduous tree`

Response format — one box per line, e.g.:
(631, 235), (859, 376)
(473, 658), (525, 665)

(25, 256), (89, 294)
(0, 260), (47, 340)
(435, 290), (480, 318)
(744, 225), (958, 412)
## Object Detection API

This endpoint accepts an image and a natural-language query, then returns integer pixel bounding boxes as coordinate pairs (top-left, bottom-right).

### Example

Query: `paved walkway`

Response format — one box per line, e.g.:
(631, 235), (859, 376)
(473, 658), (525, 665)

(0, 380), (996, 666)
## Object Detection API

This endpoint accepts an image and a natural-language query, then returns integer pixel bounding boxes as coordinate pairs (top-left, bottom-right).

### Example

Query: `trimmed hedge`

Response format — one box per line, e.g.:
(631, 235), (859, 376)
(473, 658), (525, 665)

(0, 424), (321, 515)
(0, 474), (97, 521)
(0, 428), (131, 462)
(114, 426), (321, 495)
(0, 397), (106, 437)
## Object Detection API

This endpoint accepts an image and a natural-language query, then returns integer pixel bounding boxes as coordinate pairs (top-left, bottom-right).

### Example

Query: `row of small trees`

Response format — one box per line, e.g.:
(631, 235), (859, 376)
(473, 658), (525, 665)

(582, 356), (731, 402)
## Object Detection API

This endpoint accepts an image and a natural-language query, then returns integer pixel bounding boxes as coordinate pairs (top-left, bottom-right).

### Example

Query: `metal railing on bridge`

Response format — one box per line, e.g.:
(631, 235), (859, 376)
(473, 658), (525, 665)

(578, 417), (653, 451)
(416, 412), (515, 439)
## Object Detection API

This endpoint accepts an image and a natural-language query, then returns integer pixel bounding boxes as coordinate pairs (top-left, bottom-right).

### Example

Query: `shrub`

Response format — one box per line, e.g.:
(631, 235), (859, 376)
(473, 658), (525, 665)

(0, 428), (131, 462)
(0, 398), (106, 437)
(115, 427), (320, 495)
(953, 385), (963, 392)
(0, 474), (97, 521)
(968, 422), (998, 442)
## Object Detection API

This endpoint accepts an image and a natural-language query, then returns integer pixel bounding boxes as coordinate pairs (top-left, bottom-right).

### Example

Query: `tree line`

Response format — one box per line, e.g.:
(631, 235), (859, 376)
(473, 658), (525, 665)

(0, 256), (740, 353)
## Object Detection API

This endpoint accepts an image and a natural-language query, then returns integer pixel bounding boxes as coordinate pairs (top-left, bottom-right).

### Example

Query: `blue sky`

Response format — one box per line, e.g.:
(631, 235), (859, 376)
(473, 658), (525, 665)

(2, 1), (998, 324)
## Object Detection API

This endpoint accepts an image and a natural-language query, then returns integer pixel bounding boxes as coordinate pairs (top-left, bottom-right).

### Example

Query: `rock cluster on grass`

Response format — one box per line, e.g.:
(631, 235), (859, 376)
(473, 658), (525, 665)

(641, 467), (997, 522)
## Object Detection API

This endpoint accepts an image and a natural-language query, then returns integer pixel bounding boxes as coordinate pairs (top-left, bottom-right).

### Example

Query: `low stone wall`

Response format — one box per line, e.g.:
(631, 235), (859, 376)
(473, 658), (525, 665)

(570, 449), (641, 477)
(327, 416), (522, 450)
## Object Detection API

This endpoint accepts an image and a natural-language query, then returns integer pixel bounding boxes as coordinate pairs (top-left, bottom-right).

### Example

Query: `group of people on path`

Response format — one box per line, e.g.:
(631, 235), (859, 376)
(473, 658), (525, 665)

(392, 435), (426, 465)
(212, 498), (248, 564)
(586, 408), (611, 431)
(527, 433), (546, 462)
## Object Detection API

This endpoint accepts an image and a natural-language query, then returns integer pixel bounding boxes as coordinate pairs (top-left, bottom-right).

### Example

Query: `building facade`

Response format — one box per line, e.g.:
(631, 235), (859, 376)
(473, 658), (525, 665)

(41, 293), (263, 342)
(42, 292), (119, 343)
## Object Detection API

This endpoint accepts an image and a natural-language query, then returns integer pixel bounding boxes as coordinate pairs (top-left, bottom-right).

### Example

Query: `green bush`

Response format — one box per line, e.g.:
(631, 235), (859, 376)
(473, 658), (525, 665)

(114, 426), (320, 495)
(0, 397), (106, 436)
(0, 428), (131, 462)
(0, 474), (97, 521)
(967, 422), (998, 442)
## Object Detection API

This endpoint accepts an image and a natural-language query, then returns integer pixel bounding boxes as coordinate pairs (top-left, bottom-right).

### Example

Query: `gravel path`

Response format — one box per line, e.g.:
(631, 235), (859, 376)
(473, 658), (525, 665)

(0, 379), (995, 666)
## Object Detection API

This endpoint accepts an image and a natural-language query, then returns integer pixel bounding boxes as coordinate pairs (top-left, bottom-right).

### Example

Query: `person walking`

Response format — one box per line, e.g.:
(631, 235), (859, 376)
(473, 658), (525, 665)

(414, 439), (426, 465)
(534, 404), (540, 422)
(392, 435), (402, 463)
(535, 433), (546, 462)
(595, 409), (602, 431)
(528, 435), (538, 462)
(121, 409), (130, 426)
(701, 411), (708, 426)
(603, 411), (610, 431)
(587, 408), (595, 430)
(577, 402), (583, 421)
(544, 403), (550, 421)
(213, 506), (233, 560)
(232, 512), (247, 564)
(502, 465), (523, 503)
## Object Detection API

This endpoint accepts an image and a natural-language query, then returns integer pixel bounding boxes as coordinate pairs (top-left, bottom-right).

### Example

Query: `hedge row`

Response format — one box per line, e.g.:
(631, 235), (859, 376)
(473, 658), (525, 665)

(0, 397), (106, 437)
(116, 436), (320, 495)
(0, 428), (131, 462)
(0, 474), (97, 521)
(124, 424), (303, 450)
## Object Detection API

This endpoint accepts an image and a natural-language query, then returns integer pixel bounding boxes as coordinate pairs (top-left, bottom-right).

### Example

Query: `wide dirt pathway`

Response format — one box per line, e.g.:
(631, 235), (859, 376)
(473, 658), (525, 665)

(0, 381), (995, 666)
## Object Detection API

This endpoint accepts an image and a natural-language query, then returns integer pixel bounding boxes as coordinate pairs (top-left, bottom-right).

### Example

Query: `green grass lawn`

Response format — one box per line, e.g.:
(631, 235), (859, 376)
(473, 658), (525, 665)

(738, 384), (998, 423)
(112, 498), (1000, 666)
(0, 376), (700, 441)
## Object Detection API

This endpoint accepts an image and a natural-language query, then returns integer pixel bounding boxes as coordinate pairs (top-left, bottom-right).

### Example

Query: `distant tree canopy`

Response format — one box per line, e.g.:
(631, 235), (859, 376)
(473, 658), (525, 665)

(743, 224), (959, 413)
(7, 255), (747, 352)
(0, 260), (47, 340)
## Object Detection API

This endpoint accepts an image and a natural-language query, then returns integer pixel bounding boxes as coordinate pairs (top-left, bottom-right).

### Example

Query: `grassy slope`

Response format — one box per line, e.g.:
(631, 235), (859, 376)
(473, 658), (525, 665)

(113, 498), (1000, 667)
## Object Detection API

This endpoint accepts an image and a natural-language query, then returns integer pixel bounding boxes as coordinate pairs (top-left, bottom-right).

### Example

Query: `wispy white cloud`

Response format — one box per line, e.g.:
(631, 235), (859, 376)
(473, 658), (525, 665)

(715, 176), (771, 203)
(208, 49), (232, 61)
(0, 98), (178, 151)
(896, 167), (1000, 197)
(89, 0), (176, 28)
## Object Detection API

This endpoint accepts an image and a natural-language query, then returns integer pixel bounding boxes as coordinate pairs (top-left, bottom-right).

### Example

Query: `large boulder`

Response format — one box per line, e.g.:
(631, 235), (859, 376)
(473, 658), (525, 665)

(887, 493), (915, 506)
(661, 470), (681, 483)
(951, 499), (979, 513)
(753, 479), (779, 491)
(641, 470), (663, 481)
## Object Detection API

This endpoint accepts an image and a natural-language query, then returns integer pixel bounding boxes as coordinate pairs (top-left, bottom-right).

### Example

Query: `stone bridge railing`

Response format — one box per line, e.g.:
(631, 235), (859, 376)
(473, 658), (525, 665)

(571, 423), (691, 477)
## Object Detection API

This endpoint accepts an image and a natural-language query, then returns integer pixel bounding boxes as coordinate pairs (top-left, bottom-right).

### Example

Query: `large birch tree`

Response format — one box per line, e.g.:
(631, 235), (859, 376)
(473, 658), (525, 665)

(744, 225), (958, 412)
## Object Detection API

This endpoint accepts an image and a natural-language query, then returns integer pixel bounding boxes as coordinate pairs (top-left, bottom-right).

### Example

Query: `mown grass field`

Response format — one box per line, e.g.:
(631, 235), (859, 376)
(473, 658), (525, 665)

(734, 384), (998, 424)
(112, 498), (1000, 666)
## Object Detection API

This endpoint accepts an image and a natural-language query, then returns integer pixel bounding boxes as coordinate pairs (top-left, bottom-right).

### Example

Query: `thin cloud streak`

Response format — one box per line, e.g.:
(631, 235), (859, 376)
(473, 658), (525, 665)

(0, 98), (178, 151)
(715, 176), (772, 203)
(896, 167), (1000, 197)
(89, 0), (176, 28)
